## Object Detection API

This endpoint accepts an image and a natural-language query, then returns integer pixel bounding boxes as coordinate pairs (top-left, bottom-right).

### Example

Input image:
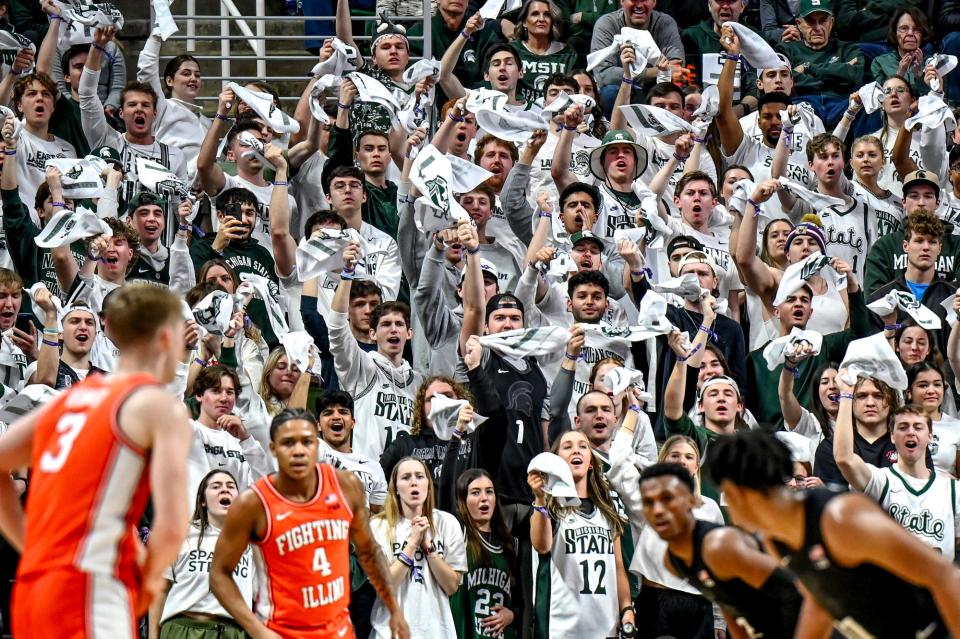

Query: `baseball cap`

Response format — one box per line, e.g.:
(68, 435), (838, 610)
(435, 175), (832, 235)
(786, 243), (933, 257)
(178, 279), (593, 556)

(677, 250), (723, 277)
(570, 230), (605, 252)
(760, 53), (792, 74)
(460, 258), (500, 284)
(90, 145), (122, 169)
(126, 191), (167, 215)
(667, 235), (705, 258)
(485, 293), (525, 321)
(698, 375), (741, 401)
(797, 0), (832, 17)
(902, 170), (941, 199)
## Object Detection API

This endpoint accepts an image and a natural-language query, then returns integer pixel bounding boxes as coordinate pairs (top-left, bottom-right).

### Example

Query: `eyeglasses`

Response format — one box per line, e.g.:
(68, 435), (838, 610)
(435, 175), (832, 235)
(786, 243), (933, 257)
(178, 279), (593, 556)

(883, 87), (910, 95)
(896, 25), (922, 34)
(330, 181), (364, 192)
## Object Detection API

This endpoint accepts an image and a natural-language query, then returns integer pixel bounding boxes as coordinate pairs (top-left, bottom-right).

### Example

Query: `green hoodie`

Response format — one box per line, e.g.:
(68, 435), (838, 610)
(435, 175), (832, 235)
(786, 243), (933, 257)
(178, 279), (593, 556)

(190, 235), (279, 347)
(554, 0), (621, 44)
(775, 38), (864, 98)
(864, 226), (960, 297)
(682, 19), (758, 100)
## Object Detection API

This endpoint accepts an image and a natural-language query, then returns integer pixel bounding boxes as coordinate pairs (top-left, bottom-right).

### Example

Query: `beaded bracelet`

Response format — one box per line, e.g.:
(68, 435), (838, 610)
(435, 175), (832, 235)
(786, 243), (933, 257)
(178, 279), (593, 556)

(41, 338), (59, 348)
(839, 391), (854, 400)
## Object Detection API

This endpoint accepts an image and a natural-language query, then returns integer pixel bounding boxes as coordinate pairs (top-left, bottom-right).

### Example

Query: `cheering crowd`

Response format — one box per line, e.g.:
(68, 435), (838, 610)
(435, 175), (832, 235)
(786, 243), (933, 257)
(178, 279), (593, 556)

(1, 0), (960, 636)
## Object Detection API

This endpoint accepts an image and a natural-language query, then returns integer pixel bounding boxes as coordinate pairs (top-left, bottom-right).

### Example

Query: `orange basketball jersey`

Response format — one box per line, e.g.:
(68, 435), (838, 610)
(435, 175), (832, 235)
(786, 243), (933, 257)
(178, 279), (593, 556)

(252, 463), (355, 638)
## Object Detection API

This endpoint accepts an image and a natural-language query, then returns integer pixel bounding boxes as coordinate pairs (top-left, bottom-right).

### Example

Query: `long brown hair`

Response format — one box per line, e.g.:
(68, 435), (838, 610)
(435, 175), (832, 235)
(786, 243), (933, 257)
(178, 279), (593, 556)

(545, 432), (624, 537)
(373, 457), (438, 547)
(455, 468), (516, 568)
(192, 469), (238, 550)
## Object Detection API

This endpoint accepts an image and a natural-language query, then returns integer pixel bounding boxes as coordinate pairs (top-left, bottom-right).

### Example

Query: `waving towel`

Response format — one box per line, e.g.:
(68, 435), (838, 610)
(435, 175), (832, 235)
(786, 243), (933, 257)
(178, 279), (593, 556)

(474, 108), (549, 143)
(427, 394), (488, 441)
(927, 53), (958, 94)
(905, 94), (957, 132)
(618, 104), (694, 138)
(838, 331), (907, 391)
(45, 156), (106, 200)
(35, 206), (111, 248)
(478, 326), (570, 359)
(527, 452), (581, 506)
(762, 328), (823, 371)
(586, 27), (661, 78)
(722, 22), (780, 70)
(295, 228), (370, 282)
(226, 82), (300, 134)
(311, 37), (359, 77)
(773, 252), (844, 306)
(866, 290), (942, 330)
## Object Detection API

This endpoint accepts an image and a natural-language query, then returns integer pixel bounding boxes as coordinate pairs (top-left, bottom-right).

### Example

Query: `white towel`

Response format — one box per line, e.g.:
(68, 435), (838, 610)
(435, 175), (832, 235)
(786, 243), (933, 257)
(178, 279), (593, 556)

(427, 394), (488, 441)
(308, 83), (331, 125)
(542, 91), (597, 120)
(410, 145), (471, 224)
(474, 108), (550, 143)
(927, 53), (958, 93)
(191, 290), (238, 336)
(279, 330), (323, 377)
(692, 84), (720, 122)
(866, 290), (942, 330)
(654, 273), (703, 301)
(0, 29), (35, 73)
(35, 206), (111, 248)
(602, 366), (653, 402)
(226, 82), (300, 134)
(478, 0), (522, 19)
(857, 81), (884, 114)
(151, 0), (178, 40)
(478, 326), (570, 359)
(839, 332), (907, 391)
(465, 87), (511, 113)
(238, 272), (289, 338)
(722, 22), (781, 70)
(295, 228), (370, 282)
(905, 94), (956, 132)
(773, 252), (844, 306)
(586, 27), (661, 78)
(618, 104), (694, 138)
(45, 157), (106, 200)
(777, 177), (846, 211)
(762, 327), (823, 371)
(942, 293), (957, 325)
(0, 384), (58, 426)
(345, 72), (403, 127)
(56, 1), (124, 29)
(311, 38), (359, 77)
(726, 178), (758, 216)
(527, 452), (581, 506)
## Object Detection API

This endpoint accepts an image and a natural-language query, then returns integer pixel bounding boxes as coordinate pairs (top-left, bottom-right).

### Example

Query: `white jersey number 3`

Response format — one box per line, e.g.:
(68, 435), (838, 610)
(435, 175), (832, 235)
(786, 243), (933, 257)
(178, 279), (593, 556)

(39, 412), (87, 473)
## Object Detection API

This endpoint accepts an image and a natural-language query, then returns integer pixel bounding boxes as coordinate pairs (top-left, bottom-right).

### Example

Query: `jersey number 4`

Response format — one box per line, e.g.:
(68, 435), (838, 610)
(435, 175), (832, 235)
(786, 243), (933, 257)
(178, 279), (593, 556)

(39, 413), (87, 473)
(579, 559), (607, 595)
(312, 548), (333, 576)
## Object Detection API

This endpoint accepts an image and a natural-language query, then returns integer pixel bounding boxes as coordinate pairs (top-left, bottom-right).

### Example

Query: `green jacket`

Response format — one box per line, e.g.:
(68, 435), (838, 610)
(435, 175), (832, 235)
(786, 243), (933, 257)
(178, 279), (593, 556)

(864, 228), (960, 297)
(836, 0), (922, 43)
(681, 20), (757, 99)
(870, 51), (929, 99)
(190, 235), (280, 347)
(428, 16), (503, 92)
(50, 94), (90, 158)
(747, 291), (871, 426)
(776, 38), (864, 98)
(511, 41), (579, 105)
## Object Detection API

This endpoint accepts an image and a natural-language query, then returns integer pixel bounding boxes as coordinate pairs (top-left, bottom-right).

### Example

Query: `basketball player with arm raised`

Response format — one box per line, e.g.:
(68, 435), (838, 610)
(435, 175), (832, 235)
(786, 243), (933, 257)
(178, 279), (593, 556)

(211, 408), (410, 639)
(0, 284), (194, 638)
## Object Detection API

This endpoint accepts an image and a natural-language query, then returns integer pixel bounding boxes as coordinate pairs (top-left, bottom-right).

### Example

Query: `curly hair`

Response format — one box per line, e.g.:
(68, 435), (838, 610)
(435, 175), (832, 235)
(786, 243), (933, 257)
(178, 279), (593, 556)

(903, 209), (944, 242)
(411, 376), (474, 436)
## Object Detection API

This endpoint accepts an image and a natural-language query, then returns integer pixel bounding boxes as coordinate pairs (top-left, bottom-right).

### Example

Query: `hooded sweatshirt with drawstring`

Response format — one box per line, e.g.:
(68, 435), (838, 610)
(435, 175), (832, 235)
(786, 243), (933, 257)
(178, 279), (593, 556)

(328, 308), (424, 462)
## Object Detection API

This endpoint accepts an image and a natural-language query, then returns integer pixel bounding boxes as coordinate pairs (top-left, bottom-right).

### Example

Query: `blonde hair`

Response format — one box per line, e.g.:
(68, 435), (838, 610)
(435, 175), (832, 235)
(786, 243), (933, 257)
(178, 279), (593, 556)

(259, 347), (297, 417)
(373, 457), (437, 547)
(658, 435), (704, 506)
(103, 284), (183, 349)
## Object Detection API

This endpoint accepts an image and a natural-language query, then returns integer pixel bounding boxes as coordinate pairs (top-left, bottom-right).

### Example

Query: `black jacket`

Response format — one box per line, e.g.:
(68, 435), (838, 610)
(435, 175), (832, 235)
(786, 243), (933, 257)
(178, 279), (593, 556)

(868, 274), (957, 356)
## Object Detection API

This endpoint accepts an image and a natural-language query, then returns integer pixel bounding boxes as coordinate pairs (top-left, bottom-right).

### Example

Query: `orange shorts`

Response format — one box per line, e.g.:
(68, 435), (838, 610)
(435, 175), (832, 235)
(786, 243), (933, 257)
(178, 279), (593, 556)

(13, 569), (139, 638)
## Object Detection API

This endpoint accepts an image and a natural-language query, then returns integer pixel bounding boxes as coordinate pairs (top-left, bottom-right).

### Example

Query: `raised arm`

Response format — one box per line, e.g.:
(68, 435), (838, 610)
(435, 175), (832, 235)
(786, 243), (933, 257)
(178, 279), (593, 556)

(335, 0), (359, 53)
(35, 0), (61, 77)
(457, 220), (483, 354)
(196, 88), (233, 196)
(438, 15), (483, 100)
(528, 472), (552, 553)
(734, 179), (781, 302)
(32, 287), (60, 387)
(550, 105), (583, 194)
(265, 145), (295, 278)
(771, 127), (799, 211)
(832, 371), (874, 491)
(79, 27), (117, 149)
(715, 26), (745, 156)
(891, 123), (919, 179)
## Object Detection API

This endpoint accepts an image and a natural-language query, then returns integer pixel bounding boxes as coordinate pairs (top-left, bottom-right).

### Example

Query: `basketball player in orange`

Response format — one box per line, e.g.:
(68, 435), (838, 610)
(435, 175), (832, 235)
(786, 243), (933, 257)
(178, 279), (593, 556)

(0, 284), (194, 637)
(211, 408), (410, 639)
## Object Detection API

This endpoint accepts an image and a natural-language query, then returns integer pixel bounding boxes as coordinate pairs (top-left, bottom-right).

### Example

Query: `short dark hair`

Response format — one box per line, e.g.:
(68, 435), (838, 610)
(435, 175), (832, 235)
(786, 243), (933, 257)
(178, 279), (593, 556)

(889, 403), (933, 433)
(350, 280), (384, 302)
(370, 301), (410, 330)
(567, 269), (609, 299)
(192, 364), (241, 399)
(226, 118), (265, 148)
(646, 81), (683, 104)
(325, 165), (366, 193)
(316, 390), (355, 416)
(270, 407), (318, 440)
(707, 431), (793, 491)
(356, 129), (390, 148)
(34, 181), (51, 211)
(559, 183), (600, 212)
(304, 210), (347, 236)
(215, 187), (259, 215)
(60, 44), (88, 81)
(473, 134), (519, 165)
(484, 43), (521, 72)
(675, 170), (718, 199)
(120, 81), (158, 110)
(543, 72), (579, 99)
(757, 91), (791, 112)
(639, 463), (696, 494)
(576, 389), (614, 415)
(162, 54), (200, 96)
(13, 73), (57, 113)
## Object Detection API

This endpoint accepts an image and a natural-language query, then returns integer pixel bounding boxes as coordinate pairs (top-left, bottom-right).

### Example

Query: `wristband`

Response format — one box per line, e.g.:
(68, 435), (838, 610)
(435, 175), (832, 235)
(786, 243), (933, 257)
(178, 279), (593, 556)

(620, 606), (635, 619)
(215, 112), (234, 123)
(465, 245), (480, 255)
(677, 340), (704, 362)
(699, 324), (717, 340)
(92, 43), (115, 63)
(398, 551), (425, 582)
(539, 210), (552, 218)
(460, 30), (474, 41)
(532, 504), (551, 518)
(621, 76), (642, 88)
(747, 197), (762, 217)
(448, 112), (465, 123)
(628, 404), (642, 413)
(340, 267), (356, 281)
(560, 123), (578, 131)
(42, 327), (60, 335)
(631, 269), (646, 278)
(9, 68), (20, 76)
(839, 392), (854, 400)
(563, 351), (579, 362)
(41, 338), (59, 348)
(673, 152), (689, 163)
(783, 364), (800, 378)
(453, 428), (466, 439)
(178, 223), (191, 232)
(273, 180), (288, 187)
(2, 149), (15, 156)
(692, 134), (712, 145)
(51, 201), (66, 208)
(883, 323), (902, 331)
(719, 52), (742, 64)
(194, 357), (207, 367)
(845, 109), (860, 120)
(49, 14), (63, 21)
(337, 102), (353, 110)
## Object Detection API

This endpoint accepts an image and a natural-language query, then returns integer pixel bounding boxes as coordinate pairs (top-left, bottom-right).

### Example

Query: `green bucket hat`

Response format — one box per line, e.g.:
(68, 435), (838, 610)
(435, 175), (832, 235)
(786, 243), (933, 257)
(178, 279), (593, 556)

(588, 129), (649, 181)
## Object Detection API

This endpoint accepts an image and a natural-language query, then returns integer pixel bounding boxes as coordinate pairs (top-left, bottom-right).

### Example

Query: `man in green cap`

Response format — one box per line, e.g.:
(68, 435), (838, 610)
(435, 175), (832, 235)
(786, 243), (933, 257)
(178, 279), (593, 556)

(774, 0), (864, 129)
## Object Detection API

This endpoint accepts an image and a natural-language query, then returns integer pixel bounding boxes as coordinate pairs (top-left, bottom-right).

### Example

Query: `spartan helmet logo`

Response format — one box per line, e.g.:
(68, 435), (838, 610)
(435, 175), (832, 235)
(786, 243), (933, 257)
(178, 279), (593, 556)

(599, 325), (631, 338)
(896, 291), (922, 311)
(65, 165), (83, 180)
(193, 293), (225, 331)
(800, 254), (829, 280)
(424, 176), (450, 214)
(156, 178), (182, 195)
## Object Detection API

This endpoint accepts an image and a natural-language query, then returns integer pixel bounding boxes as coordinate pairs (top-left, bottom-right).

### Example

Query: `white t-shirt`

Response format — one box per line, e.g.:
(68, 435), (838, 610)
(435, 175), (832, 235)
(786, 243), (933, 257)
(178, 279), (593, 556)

(932, 414), (960, 478)
(186, 420), (274, 503)
(526, 131), (594, 211)
(17, 128), (76, 227)
(318, 439), (388, 507)
(160, 524), (254, 623)
(369, 510), (468, 639)
(724, 134), (814, 220)
(640, 135), (717, 214)
(875, 125), (924, 197)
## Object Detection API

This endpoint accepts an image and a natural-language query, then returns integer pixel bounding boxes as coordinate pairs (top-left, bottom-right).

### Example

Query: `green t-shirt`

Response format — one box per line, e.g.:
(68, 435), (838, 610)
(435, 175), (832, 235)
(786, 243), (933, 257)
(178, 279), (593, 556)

(450, 541), (517, 639)
(664, 413), (722, 501)
(510, 41), (579, 105)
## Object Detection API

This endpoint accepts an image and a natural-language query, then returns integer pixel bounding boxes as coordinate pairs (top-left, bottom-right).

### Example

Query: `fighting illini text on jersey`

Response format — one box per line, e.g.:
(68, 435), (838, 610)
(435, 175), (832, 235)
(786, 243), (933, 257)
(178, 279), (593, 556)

(14, 374), (159, 637)
(252, 463), (354, 638)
